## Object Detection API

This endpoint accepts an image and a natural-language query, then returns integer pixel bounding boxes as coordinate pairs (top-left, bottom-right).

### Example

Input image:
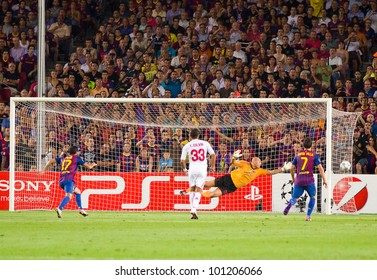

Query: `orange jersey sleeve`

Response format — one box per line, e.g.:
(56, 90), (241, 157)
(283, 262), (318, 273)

(230, 160), (268, 188)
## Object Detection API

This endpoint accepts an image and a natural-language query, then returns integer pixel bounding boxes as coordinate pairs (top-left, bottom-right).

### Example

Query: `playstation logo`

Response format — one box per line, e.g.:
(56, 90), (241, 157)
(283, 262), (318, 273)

(244, 185), (263, 201)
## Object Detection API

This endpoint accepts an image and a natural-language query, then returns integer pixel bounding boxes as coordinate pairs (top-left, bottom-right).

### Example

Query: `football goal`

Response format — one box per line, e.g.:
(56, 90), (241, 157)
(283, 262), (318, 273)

(8, 98), (360, 214)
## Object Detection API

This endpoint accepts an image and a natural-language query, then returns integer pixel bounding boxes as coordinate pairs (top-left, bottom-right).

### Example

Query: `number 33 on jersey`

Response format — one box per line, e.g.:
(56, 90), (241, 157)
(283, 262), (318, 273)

(181, 139), (215, 168)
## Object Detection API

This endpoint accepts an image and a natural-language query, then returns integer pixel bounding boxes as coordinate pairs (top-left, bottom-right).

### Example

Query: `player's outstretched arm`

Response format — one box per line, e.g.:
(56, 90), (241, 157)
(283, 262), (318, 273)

(40, 158), (57, 173)
(267, 161), (292, 175)
(230, 150), (242, 166)
(290, 163), (296, 182)
(84, 162), (97, 170)
(233, 150), (242, 159)
(209, 153), (216, 172)
(317, 164), (328, 187)
(180, 159), (188, 172)
(267, 168), (282, 175)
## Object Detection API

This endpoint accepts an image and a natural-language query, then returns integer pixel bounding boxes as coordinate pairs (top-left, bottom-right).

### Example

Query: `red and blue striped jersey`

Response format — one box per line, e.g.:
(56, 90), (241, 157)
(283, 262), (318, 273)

(56, 155), (85, 183)
(292, 149), (321, 186)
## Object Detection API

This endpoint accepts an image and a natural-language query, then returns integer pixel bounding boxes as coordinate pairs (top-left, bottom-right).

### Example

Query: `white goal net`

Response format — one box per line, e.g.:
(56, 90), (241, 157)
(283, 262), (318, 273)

(8, 98), (360, 214)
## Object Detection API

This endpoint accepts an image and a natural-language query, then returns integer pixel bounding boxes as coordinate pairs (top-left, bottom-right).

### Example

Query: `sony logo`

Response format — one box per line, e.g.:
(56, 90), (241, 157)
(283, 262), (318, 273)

(0, 180), (54, 192)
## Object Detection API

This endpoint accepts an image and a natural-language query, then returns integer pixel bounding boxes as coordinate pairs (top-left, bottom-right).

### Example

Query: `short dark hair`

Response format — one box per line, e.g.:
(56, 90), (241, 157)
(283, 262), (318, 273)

(303, 137), (312, 149)
(190, 128), (200, 139)
(68, 146), (78, 155)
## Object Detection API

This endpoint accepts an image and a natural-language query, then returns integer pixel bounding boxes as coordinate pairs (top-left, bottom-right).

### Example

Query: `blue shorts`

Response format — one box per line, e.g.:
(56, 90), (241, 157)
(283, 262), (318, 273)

(59, 180), (76, 194)
(357, 158), (368, 167)
(292, 183), (316, 199)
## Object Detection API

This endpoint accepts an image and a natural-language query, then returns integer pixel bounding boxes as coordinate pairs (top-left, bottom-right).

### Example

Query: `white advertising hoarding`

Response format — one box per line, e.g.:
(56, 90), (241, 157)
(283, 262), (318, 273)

(325, 174), (377, 214)
(272, 174), (318, 213)
(272, 174), (377, 214)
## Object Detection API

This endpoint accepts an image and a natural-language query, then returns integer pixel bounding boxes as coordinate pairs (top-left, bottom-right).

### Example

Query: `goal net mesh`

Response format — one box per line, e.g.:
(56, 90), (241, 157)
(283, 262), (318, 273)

(10, 99), (360, 213)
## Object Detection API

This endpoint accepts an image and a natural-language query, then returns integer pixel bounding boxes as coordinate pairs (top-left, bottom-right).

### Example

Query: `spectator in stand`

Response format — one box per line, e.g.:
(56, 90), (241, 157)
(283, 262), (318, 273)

(0, 48), (13, 73)
(131, 30), (148, 53)
(10, 36), (25, 64)
(198, 40), (212, 61)
(166, 1), (182, 25)
(306, 30), (321, 55)
(317, 57), (332, 92)
(2, 14), (13, 37)
(170, 17), (185, 36)
(18, 44), (37, 85)
(3, 62), (20, 90)
(219, 76), (233, 98)
(348, 3), (364, 21)
(135, 147), (153, 172)
(365, 136), (377, 174)
(317, 24), (328, 43)
(157, 150), (173, 172)
(49, 0), (61, 19)
(276, 133), (293, 169)
(255, 137), (273, 169)
(353, 23), (368, 61)
(353, 128), (368, 174)
(1, 126), (9, 171)
(281, 82), (301, 98)
(161, 69), (181, 98)
(345, 31), (363, 77)
(328, 47), (343, 92)
(96, 143), (116, 172)
(157, 39), (176, 59)
(212, 69), (225, 91)
(363, 102), (377, 122)
(215, 142), (231, 173)
(362, 80), (377, 98)
(83, 38), (97, 60)
(0, 102), (9, 127)
(233, 41), (247, 64)
(90, 77), (109, 97)
(281, 35), (294, 57)
(80, 137), (97, 172)
(47, 14), (71, 61)
(250, 78), (270, 98)
(151, 1), (166, 22)
(117, 143), (135, 172)
(61, 75), (75, 97)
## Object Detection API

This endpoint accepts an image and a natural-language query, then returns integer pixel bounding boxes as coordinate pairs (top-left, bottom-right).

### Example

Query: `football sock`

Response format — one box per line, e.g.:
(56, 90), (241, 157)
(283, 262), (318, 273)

(59, 196), (70, 210)
(75, 194), (83, 210)
(307, 197), (316, 217)
(192, 192), (201, 210)
(189, 192), (195, 207)
(284, 198), (296, 215)
(289, 198), (296, 206)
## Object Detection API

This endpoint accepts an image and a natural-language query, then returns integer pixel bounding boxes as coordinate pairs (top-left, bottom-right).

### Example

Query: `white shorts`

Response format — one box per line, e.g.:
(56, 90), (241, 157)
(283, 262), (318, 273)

(188, 168), (207, 189)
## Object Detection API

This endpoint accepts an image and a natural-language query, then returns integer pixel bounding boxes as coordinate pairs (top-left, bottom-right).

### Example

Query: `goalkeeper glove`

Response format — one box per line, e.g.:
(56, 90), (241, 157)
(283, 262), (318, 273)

(281, 161), (292, 172)
(233, 150), (243, 159)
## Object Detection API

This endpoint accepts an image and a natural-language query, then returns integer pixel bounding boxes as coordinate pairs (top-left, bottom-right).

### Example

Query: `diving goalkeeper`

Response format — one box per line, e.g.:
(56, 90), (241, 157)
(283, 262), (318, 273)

(181, 150), (292, 198)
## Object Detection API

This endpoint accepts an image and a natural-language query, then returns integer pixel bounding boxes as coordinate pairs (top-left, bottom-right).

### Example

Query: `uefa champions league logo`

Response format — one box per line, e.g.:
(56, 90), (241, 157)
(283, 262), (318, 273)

(280, 180), (307, 212)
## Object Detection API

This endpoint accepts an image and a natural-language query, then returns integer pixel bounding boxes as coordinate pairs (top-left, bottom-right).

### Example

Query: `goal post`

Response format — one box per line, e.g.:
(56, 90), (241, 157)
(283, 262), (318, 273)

(8, 97), (359, 214)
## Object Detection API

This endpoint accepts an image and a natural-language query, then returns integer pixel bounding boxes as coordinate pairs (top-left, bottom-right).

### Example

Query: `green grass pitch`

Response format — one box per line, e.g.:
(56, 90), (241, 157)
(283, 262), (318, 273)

(1, 211), (376, 260)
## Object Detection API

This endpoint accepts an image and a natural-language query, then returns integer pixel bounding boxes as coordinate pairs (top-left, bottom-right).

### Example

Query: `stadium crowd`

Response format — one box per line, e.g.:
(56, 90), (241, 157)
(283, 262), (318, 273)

(1, 0), (377, 174)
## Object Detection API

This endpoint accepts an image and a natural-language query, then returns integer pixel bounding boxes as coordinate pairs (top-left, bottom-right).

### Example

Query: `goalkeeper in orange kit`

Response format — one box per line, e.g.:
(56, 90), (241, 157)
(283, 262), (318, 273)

(180, 150), (292, 198)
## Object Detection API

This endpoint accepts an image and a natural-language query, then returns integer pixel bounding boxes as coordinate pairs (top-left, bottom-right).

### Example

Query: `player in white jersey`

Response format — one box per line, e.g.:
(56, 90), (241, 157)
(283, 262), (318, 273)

(181, 128), (215, 219)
